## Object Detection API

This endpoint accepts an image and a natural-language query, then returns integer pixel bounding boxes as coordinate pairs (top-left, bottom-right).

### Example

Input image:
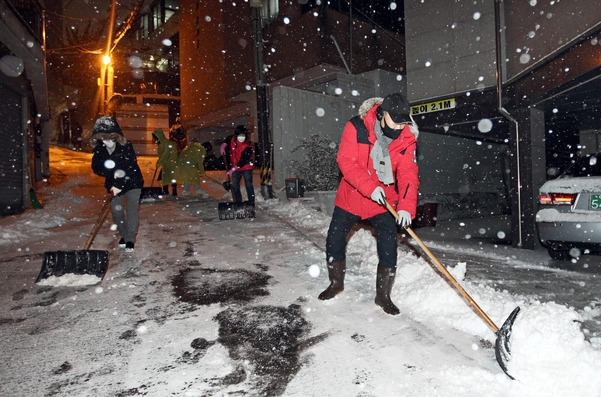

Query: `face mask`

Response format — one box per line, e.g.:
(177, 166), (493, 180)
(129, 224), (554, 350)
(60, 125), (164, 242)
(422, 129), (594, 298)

(102, 139), (116, 149)
(381, 121), (402, 139)
(237, 135), (246, 142)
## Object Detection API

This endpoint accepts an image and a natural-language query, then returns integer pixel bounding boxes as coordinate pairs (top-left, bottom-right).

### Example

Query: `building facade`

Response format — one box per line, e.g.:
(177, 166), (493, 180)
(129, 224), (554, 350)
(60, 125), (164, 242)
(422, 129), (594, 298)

(405, 0), (601, 249)
(0, 0), (50, 216)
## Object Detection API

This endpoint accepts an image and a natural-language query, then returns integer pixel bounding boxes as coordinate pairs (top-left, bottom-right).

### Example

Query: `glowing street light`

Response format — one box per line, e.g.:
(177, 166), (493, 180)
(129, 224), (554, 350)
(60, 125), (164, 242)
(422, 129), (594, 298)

(99, 53), (114, 116)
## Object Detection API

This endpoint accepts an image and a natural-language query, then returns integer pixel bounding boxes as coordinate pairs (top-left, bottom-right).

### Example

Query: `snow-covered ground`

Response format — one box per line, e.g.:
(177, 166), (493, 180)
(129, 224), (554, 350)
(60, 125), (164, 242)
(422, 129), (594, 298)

(0, 146), (600, 396)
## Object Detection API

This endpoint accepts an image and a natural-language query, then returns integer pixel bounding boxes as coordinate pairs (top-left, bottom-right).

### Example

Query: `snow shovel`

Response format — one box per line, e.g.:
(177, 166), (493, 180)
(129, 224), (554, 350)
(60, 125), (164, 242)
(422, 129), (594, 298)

(222, 154), (232, 191)
(36, 195), (112, 282)
(140, 168), (163, 203)
(385, 201), (521, 380)
(222, 176), (232, 191)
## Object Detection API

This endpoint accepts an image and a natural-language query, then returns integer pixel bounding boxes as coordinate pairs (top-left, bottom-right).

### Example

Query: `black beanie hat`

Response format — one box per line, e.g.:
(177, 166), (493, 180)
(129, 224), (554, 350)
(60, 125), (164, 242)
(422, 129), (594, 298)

(381, 93), (411, 123)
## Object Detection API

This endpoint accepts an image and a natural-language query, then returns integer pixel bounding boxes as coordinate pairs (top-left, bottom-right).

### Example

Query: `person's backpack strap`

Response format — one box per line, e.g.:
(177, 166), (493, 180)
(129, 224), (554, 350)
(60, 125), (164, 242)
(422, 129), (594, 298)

(350, 116), (369, 144)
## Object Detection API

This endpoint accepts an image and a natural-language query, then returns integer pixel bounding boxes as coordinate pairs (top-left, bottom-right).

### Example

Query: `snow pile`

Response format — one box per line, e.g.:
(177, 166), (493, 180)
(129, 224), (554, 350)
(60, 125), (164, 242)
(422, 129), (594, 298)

(508, 302), (601, 393)
(263, 197), (601, 395)
(0, 210), (66, 246)
(37, 273), (102, 287)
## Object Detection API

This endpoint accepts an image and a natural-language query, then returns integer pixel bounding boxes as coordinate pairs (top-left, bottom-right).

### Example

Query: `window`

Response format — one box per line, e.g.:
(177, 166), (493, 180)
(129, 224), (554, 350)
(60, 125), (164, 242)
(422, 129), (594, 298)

(258, 0), (279, 21)
(164, 0), (179, 11)
(139, 15), (149, 38)
(152, 3), (162, 31)
(300, 0), (405, 34)
(133, 0), (180, 40)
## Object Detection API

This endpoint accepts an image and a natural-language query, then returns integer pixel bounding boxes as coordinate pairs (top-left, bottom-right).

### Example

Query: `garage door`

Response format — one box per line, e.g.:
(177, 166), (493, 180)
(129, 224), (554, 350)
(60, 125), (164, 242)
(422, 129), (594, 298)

(0, 83), (24, 216)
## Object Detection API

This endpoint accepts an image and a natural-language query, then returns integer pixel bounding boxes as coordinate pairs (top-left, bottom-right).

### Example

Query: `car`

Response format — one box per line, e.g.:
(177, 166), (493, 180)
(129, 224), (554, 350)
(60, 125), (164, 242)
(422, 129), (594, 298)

(536, 152), (601, 260)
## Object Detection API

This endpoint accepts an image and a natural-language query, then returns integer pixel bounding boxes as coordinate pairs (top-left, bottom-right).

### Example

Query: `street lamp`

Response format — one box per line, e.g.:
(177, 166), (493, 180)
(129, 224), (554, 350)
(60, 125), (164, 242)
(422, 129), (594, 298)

(99, 53), (114, 116)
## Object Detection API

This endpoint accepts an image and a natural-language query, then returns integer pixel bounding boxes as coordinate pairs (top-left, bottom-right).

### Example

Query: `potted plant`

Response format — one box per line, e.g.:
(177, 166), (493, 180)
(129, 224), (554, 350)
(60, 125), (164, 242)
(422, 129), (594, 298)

(289, 135), (341, 214)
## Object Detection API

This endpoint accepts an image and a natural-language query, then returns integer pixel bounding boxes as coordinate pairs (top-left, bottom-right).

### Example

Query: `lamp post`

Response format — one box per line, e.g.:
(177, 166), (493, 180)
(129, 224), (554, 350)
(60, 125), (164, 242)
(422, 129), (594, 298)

(99, 0), (117, 116)
(251, 1), (275, 199)
(99, 54), (113, 115)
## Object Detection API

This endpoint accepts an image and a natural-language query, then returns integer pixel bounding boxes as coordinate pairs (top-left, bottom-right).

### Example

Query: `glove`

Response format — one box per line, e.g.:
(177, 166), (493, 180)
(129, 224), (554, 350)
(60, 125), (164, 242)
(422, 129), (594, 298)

(396, 210), (412, 228)
(370, 186), (386, 205)
(220, 142), (228, 156)
(226, 167), (238, 177)
(110, 186), (122, 196)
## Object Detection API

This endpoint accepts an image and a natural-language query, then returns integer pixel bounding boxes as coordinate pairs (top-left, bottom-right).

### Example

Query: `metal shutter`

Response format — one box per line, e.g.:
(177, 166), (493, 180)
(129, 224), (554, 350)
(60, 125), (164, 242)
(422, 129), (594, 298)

(0, 83), (24, 216)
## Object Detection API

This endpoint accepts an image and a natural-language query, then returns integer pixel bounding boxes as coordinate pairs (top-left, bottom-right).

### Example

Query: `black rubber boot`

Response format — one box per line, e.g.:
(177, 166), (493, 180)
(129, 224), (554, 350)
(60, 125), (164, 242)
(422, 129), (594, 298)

(375, 266), (400, 315)
(318, 260), (346, 300)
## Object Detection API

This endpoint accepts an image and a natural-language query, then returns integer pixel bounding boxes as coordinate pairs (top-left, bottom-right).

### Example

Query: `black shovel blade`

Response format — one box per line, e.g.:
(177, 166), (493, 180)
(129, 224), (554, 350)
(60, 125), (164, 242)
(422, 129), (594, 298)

(494, 306), (521, 380)
(218, 202), (254, 220)
(218, 202), (236, 220)
(223, 181), (231, 191)
(140, 187), (163, 203)
(36, 250), (110, 283)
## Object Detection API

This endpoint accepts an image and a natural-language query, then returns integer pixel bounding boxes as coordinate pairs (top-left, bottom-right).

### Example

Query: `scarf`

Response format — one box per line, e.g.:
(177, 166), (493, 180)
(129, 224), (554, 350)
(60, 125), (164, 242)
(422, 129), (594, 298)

(370, 120), (395, 185)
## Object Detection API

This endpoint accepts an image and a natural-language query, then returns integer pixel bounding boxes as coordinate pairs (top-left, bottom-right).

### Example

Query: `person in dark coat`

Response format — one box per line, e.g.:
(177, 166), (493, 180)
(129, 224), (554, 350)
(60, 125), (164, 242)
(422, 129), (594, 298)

(223, 125), (255, 205)
(91, 116), (144, 252)
(318, 93), (420, 315)
(169, 117), (187, 154)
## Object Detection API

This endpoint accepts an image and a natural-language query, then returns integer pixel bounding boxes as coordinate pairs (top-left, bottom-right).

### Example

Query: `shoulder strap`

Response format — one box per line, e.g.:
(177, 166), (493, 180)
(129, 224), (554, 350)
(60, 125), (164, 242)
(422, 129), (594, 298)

(350, 116), (369, 144)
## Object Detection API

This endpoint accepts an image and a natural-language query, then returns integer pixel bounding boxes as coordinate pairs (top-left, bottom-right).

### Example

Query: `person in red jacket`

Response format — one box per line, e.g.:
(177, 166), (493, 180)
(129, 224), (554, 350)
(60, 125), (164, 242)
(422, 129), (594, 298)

(318, 93), (420, 315)
(224, 125), (255, 205)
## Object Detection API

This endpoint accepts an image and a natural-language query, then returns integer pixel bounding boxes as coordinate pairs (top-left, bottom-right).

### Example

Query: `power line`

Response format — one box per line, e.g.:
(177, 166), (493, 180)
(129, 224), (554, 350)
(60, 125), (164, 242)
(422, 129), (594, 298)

(44, 8), (99, 22)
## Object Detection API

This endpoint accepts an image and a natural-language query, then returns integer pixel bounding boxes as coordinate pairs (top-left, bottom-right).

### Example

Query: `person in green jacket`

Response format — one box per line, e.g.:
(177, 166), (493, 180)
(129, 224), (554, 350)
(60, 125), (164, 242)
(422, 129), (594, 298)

(152, 128), (179, 197)
(178, 138), (208, 197)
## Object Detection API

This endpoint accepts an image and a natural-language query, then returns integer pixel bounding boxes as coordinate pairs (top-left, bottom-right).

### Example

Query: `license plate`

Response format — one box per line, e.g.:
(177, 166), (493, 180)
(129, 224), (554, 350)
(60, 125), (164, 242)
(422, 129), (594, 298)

(589, 194), (601, 210)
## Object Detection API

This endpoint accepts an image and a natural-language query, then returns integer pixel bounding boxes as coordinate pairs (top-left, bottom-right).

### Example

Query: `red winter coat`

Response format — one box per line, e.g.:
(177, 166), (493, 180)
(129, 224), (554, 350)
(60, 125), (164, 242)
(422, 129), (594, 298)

(334, 98), (420, 220)
(229, 136), (254, 172)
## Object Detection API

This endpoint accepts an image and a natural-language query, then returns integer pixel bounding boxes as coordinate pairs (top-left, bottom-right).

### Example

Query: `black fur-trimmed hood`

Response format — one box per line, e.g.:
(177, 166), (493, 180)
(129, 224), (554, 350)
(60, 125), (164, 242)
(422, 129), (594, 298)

(90, 116), (127, 147)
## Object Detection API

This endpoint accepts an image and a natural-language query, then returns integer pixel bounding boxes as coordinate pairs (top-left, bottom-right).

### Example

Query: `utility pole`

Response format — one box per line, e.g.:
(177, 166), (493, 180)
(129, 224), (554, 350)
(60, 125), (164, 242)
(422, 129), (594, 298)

(99, 0), (117, 116)
(251, 1), (274, 199)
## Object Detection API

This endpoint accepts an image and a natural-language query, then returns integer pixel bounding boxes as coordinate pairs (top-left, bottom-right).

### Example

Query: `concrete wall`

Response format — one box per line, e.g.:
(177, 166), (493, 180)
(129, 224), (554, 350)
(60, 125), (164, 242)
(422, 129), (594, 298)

(272, 85), (356, 189)
(117, 103), (170, 156)
(405, 0), (601, 101)
(504, 0), (601, 80)
(404, 0), (497, 102)
(271, 69), (406, 190)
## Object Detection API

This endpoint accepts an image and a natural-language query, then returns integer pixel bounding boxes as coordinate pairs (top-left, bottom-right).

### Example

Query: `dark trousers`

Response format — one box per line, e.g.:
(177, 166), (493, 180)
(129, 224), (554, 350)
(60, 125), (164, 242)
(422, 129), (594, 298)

(162, 183), (177, 196)
(326, 206), (398, 268)
(232, 169), (255, 204)
(111, 188), (141, 244)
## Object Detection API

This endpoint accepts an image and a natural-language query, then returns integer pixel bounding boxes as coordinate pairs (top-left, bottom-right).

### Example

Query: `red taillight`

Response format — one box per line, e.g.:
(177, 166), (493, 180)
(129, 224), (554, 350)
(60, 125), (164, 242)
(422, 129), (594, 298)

(539, 193), (552, 205)
(539, 193), (576, 205)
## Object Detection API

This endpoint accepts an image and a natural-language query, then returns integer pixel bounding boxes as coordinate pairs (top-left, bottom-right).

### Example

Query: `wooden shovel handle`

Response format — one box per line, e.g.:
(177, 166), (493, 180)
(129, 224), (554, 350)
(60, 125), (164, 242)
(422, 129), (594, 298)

(83, 195), (112, 250)
(385, 200), (500, 332)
